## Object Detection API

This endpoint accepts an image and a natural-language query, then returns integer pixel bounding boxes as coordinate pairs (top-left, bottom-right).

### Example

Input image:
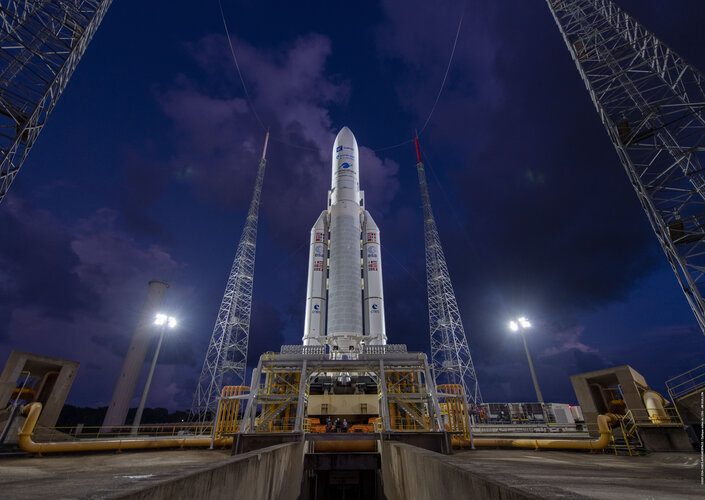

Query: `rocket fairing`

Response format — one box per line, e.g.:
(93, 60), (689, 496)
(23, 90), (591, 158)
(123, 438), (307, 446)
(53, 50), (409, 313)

(302, 127), (387, 350)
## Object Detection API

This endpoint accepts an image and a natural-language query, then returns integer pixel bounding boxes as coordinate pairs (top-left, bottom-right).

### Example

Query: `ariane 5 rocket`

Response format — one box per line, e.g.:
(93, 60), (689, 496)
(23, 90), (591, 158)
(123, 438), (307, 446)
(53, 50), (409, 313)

(303, 127), (387, 350)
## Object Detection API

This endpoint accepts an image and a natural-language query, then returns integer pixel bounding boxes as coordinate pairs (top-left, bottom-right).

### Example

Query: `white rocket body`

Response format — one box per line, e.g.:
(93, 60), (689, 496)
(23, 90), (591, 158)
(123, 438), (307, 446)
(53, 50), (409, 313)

(303, 127), (386, 349)
(363, 211), (386, 344)
(303, 211), (328, 345)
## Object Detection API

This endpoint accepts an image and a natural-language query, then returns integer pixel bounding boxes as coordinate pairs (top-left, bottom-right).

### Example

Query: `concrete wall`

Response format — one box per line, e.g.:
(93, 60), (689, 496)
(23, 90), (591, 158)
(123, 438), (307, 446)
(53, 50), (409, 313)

(115, 442), (305, 500)
(308, 393), (379, 415)
(570, 364), (648, 436)
(0, 350), (79, 428)
(381, 442), (540, 500)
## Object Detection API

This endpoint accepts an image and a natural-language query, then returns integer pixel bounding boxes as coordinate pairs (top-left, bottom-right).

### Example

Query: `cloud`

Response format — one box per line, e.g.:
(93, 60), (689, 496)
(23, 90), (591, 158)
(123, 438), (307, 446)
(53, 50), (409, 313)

(374, 0), (660, 323)
(151, 33), (399, 245)
(0, 198), (186, 407)
(0, 197), (98, 328)
(541, 325), (599, 357)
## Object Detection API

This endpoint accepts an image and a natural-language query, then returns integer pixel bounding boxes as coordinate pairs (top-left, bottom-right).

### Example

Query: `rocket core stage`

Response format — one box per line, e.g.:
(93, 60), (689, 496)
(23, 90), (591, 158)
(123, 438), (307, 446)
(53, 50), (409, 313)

(303, 127), (387, 350)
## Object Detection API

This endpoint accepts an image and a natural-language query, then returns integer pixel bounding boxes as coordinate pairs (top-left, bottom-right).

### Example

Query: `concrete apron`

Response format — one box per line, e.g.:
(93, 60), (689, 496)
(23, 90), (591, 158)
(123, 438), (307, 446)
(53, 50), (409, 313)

(114, 442), (304, 500)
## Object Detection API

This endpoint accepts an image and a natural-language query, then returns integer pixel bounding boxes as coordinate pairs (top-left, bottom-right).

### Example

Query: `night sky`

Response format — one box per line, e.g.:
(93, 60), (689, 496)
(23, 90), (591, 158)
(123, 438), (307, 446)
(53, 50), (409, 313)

(1, 0), (705, 411)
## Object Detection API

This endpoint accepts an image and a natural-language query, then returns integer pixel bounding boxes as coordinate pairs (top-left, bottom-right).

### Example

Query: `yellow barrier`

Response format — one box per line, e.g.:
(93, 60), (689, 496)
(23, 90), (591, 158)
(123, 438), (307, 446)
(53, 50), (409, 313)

(214, 385), (248, 438)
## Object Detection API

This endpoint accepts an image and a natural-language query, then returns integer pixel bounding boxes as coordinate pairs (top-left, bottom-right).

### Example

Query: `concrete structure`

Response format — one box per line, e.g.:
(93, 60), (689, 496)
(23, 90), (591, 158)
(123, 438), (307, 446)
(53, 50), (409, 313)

(102, 280), (169, 430)
(308, 393), (379, 416)
(381, 444), (701, 500)
(0, 443), (701, 499)
(570, 365), (692, 451)
(570, 365), (647, 430)
(0, 350), (79, 428)
(0, 445), (304, 500)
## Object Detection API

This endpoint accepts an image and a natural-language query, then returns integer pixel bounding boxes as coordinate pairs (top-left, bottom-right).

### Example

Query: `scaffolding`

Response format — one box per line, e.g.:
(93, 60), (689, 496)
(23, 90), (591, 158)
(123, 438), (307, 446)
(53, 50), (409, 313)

(237, 345), (444, 436)
(190, 132), (269, 422)
(414, 138), (482, 409)
(547, 0), (705, 335)
(0, 0), (112, 203)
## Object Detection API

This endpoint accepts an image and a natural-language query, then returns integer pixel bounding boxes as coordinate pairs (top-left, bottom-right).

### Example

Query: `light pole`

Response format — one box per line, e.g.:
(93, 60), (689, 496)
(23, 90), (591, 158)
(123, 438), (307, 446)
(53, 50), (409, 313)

(131, 313), (177, 434)
(509, 317), (544, 404)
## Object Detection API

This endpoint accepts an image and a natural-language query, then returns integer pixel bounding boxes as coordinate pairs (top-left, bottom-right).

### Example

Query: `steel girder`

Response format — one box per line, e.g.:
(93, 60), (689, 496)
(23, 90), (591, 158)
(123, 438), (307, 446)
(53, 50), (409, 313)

(416, 159), (482, 407)
(0, 1), (112, 203)
(190, 155), (266, 421)
(547, 0), (705, 334)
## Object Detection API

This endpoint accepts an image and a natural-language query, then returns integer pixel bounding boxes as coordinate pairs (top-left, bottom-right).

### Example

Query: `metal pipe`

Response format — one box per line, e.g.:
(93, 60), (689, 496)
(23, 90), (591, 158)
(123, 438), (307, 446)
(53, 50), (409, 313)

(642, 390), (669, 424)
(18, 403), (232, 454)
(463, 413), (618, 451)
(132, 324), (167, 434)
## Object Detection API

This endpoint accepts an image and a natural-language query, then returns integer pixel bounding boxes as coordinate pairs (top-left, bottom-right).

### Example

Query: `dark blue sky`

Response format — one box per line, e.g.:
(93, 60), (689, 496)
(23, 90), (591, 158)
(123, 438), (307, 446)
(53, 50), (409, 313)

(1, 0), (705, 410)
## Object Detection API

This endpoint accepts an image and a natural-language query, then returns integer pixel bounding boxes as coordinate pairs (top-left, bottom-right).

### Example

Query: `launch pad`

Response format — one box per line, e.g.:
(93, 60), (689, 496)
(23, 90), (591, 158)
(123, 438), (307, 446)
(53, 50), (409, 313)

(229, 343), (454, 455)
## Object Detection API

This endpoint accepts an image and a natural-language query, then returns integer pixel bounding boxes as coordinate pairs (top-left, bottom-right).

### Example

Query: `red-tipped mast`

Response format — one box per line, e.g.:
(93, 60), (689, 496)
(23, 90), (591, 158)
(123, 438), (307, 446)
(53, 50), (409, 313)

(414, 136), (421, 164)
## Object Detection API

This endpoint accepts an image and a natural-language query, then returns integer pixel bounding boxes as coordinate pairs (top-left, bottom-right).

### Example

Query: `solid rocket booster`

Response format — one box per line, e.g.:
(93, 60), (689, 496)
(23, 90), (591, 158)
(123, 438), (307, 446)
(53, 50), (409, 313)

(303, 211), (328, 345)
(363, 211), (386, 344)
(303, 126), (386, 349)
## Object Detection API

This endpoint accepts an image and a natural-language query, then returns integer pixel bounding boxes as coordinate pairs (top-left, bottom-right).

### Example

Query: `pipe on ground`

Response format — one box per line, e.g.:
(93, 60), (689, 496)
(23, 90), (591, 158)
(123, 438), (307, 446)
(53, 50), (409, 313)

(18, 403), (232, 454)
(456, 413), (618, 451)
(642, 390), (669, 424)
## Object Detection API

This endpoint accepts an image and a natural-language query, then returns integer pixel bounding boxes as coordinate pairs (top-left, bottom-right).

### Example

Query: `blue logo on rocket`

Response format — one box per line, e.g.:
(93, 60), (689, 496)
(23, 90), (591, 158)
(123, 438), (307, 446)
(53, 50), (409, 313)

(341, 162), (351, 169)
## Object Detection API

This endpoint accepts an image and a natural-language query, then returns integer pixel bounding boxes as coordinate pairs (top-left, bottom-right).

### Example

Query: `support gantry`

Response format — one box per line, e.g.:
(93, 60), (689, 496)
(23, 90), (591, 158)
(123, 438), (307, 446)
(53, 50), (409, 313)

(547, 0), (705, 335)
(190, 131), (269, 422)
(0, 0), (113, 204)
(414, 138), (482, 410)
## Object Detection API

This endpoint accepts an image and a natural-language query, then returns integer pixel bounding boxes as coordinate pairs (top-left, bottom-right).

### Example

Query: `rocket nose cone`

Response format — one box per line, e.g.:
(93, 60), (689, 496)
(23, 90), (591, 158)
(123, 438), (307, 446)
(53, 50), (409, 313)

(335, 126), (357, 145)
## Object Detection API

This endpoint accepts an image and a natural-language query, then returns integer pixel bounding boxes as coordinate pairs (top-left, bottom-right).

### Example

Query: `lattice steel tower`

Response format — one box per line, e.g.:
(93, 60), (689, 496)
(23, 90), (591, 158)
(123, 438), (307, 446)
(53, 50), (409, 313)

(190, 132), (269, 421)
(547, 0), (705, 335)
(414, 138), (482, 406)
(0, 0), (112, 204)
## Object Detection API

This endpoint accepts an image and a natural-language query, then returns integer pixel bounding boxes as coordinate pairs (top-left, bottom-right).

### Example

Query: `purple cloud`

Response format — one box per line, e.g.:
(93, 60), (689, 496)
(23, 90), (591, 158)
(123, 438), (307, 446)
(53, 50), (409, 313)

(0, 200), (185, 406)
(541, 324), (599, 357)
(153, 33), (399, 245)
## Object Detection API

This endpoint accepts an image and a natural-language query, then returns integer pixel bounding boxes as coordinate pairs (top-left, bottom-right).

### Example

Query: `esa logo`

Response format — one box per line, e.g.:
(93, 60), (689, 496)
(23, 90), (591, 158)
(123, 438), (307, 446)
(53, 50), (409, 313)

(341, 162), (351, 169)
(336, 146), (343, 152)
